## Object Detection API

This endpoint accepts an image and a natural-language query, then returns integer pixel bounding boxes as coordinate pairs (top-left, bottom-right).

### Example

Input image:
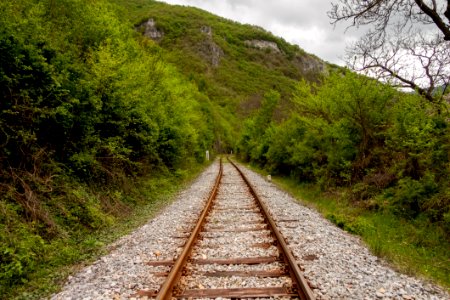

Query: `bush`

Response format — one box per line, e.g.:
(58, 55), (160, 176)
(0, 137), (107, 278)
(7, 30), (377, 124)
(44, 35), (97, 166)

(0, 202), (45, 287)
(391, 174), (438, 219)
(238, 69), (450, 228)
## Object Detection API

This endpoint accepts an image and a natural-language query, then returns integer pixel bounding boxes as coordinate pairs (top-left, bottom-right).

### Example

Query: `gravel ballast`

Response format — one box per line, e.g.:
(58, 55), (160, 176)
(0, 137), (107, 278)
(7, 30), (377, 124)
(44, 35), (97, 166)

(51, 160), (449, 300)
(51, 162), (220, 300)
(238, 164), (449, 300)
(178, 163), (293, 293)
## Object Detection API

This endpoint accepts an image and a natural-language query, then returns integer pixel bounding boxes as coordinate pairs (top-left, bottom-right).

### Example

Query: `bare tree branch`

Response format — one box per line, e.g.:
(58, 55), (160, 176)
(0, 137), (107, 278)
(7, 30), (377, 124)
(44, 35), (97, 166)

(445, 1), (450, 21)
(329, 0), (450, 40)
(348, 30), (449, 103)
(329, 0), (450, 104)
(414, 0), (450, 40)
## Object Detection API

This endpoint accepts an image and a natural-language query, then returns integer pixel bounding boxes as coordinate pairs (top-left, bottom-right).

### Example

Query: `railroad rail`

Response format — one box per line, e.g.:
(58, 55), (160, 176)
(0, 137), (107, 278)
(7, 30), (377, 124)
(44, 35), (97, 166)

(137, 157), (315, 299)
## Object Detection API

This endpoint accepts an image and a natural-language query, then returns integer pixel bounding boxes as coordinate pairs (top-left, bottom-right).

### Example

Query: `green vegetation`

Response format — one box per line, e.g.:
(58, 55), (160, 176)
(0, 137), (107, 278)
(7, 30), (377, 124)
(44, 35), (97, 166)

(1, 0), (448, 297)
(1, 166), (208, 299)
(110, 0), (329, 150)
(0, 0), (215, 297)
(268, 177), (450, 288)
(237, 71), (450, 287)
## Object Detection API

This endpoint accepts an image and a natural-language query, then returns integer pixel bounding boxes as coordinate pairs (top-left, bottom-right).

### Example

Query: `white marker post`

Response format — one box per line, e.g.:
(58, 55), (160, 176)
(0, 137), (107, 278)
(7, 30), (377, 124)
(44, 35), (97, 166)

(206, 150), (210, 161)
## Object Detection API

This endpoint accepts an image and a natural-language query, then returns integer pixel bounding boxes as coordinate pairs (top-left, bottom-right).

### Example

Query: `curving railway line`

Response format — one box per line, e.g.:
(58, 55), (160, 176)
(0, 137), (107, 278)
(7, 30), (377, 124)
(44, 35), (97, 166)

(136, 158), (315, 299)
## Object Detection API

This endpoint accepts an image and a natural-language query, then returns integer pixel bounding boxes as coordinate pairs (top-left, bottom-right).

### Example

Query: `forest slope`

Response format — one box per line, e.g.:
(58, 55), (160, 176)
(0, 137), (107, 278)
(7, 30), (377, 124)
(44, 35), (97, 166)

(111, 0), (330, 150)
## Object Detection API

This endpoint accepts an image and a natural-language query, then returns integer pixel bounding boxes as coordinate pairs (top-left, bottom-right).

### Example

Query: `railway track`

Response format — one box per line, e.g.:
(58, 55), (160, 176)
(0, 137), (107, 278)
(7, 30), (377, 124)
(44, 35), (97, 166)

(136, 158), (314, 299)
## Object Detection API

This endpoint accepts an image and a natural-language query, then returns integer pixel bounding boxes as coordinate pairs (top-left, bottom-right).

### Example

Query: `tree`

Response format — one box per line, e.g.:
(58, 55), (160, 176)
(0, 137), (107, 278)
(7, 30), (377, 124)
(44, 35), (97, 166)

(329, 0), (450, 103)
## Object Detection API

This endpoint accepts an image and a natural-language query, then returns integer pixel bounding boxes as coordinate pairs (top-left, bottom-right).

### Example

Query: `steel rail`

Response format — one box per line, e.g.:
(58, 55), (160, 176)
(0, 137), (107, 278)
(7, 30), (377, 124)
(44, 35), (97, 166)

(228, 157), (315, 300)
(155, 158), (223, 300)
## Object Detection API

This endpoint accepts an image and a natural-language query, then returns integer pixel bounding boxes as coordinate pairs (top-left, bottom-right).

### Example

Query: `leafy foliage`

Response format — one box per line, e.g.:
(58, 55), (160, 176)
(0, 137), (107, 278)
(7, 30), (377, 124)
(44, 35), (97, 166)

(0, 0), (214, 294)
(238, 71), (449, 287)
(238, 70), (450, 229)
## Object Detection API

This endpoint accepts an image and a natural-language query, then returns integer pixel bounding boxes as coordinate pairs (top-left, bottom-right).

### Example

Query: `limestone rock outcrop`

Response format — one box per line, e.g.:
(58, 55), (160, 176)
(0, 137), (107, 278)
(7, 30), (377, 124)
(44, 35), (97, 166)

(139, 18), (164, 40)
(244, 40), (281, 53)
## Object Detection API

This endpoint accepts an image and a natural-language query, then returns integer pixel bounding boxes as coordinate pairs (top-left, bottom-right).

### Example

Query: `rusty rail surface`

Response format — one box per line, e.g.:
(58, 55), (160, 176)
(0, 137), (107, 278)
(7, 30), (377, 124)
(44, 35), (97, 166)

(151, 157), (315, 299)
(228, 158), (315, 300)
(155, 158), (223, 300)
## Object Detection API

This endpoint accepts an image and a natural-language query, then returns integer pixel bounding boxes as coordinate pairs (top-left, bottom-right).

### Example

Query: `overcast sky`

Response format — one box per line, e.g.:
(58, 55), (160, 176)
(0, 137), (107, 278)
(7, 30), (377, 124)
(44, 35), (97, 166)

(157, 0), (364, 65)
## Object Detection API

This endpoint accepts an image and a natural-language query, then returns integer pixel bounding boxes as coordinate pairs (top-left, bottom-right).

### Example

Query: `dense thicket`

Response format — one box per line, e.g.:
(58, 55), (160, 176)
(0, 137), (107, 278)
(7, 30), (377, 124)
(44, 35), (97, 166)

(0, 0), (214, 292)
(238, 71), (450, 230)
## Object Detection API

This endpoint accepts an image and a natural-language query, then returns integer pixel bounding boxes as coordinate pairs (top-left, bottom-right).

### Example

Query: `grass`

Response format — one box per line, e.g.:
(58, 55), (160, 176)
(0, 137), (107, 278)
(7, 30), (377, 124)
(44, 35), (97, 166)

(3, 161), (212, 300)
(239, 161), (450, 291)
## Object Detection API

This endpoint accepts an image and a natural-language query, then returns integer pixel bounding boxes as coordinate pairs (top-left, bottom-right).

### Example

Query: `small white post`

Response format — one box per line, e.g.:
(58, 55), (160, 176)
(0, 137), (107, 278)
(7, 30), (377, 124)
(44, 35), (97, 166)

(205, 150), (210, 161)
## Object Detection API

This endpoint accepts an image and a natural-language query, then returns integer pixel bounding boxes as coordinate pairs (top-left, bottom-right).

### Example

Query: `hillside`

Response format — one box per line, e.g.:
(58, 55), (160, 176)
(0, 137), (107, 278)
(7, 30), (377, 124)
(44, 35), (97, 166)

(111, 0), (330, 150)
